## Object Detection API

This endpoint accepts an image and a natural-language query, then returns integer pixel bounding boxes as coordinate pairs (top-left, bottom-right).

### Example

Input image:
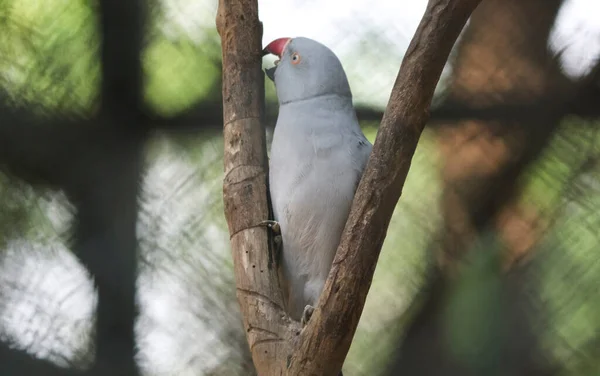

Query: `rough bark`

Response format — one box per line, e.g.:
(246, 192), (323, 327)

(218, 0), (481, 375)
(217, 1), (300, 375)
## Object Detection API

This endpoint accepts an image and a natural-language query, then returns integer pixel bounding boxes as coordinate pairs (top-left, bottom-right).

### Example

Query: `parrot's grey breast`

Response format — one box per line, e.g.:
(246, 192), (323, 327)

(268, 98), (371, 320)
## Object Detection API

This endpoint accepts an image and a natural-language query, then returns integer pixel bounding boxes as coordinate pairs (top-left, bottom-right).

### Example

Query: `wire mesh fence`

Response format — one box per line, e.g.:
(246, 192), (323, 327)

(0, 0), (598, 375)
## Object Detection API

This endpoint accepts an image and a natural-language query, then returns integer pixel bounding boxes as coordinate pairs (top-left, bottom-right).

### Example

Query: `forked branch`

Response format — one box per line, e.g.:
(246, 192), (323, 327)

(218, 0), (482, 375)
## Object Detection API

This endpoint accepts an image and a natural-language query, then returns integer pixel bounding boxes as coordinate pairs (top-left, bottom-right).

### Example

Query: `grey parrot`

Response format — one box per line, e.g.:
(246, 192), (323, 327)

(262, 36), (372, 329)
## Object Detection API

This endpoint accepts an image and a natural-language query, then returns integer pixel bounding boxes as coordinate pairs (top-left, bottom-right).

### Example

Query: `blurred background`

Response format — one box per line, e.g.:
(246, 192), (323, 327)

(0, 0), (599, 375)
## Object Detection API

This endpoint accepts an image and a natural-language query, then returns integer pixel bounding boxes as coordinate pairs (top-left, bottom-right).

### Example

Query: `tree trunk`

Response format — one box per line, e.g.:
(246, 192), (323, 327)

(217, 0), (300, 374)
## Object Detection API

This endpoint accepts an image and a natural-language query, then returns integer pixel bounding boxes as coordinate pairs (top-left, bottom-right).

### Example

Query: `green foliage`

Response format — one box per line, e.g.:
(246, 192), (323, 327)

(444, 234), (506, 375)
(0, 0), (98, 113)
(144, 35), (219, 116)
(0, 0), (222, 116)
(518, 119), (600, 373)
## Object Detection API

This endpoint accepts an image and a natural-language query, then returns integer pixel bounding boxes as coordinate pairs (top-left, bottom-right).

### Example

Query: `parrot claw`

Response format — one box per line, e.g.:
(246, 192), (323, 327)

(259, 220), (281, 235)
(301, 305), (315, 327)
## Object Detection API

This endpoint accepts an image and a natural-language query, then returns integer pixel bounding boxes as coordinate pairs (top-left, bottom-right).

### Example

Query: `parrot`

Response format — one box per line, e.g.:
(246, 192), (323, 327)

(261, 37), (372, 330)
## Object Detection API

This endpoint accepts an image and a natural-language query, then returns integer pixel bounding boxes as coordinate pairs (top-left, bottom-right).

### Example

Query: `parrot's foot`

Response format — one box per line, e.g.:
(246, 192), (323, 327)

(301, 305), (315, 327)
(259, 220), (280, 235)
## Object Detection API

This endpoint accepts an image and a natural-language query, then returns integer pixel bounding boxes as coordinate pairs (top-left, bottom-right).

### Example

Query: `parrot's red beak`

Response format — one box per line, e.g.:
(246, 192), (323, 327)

(262, 37), (291, 57)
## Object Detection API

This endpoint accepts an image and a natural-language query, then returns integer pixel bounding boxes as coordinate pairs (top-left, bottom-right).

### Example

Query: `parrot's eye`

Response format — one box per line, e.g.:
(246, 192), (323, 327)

(291, 52), (301, 65)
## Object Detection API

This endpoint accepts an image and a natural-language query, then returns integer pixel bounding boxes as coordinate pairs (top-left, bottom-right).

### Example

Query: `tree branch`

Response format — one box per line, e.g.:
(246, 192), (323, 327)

(217, 1), (300, 375)
(287, 0), (482, 374)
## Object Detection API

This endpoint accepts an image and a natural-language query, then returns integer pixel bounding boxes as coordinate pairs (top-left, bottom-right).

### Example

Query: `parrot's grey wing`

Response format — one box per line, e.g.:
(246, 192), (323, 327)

(356, 135), (372, 172)
(351, 135), (372, 191)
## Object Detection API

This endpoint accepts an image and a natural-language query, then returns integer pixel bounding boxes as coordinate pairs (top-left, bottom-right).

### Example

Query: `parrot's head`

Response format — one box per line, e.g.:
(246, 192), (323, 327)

(262, 37), (352, 105)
